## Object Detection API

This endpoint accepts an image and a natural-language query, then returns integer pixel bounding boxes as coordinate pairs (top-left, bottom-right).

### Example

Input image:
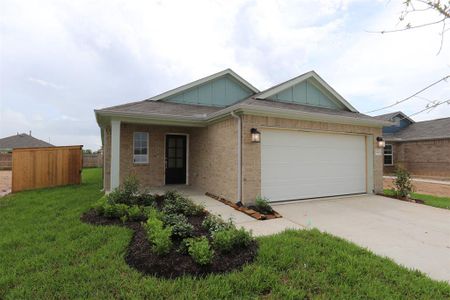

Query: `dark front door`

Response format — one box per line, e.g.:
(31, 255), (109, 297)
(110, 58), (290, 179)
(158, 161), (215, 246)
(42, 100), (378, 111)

(165, 135), (187, 184)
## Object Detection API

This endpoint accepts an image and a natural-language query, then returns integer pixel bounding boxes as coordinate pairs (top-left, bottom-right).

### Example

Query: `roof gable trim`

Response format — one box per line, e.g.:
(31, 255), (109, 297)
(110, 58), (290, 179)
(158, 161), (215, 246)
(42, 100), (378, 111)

(255, 71), (358, 112)
(149, 69), (259, 101)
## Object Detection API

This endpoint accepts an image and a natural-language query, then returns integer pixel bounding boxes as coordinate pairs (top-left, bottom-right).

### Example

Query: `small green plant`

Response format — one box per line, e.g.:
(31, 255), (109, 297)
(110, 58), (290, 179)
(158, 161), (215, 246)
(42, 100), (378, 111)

(254, 196), (273, 215)
(144, 213), (173, 255)
(127, 205), (144, 221)
(103, 203), (129, 219)
(212, 228), (253, 253)
(186, 237), (214, 265)
(91, 195), (108, 214)
(394, 168), (413, 198)
(151, 226), (173, 255)
(202, 214), (233, 233)
(161, 213), (194, 239)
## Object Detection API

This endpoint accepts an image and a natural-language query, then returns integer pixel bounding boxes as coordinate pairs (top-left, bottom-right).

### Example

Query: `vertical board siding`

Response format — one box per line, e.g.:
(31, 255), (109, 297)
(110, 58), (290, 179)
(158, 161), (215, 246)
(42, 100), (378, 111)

(273, 79), (343, 110)
(12, 146), (82, 192)
(166, 75), (253, 107)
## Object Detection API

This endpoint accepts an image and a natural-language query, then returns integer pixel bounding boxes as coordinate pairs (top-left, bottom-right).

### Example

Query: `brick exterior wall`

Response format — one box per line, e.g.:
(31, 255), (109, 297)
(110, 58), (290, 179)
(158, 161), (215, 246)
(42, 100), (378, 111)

(241, 115), (383, 204)
(384, 139), (450, 178)
(102, 119), (238, 201)
(102, 114), (383, 205)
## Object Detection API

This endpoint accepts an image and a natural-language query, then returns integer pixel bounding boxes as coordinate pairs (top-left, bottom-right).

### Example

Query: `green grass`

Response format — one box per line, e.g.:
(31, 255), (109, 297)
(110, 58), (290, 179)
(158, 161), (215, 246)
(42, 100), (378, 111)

(384, 189), (450, 210)
(0, 169), (449, 299)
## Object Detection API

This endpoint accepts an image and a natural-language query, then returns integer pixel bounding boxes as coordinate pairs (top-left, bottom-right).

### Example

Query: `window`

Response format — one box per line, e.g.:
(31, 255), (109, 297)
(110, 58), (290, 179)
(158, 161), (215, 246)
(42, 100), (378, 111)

(384, 144), (393, 166)
(133, 132), (148, 164)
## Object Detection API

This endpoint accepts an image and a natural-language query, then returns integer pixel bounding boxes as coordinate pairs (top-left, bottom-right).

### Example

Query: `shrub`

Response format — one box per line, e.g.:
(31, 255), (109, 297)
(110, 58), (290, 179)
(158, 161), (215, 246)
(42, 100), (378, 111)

(186, 237), (214, 265)
(212, 228), (253, 253)
(202, 214), (233, 233)
(136, 193), (155, 206)
(144, 214), (173, 255)
(103, 203), (129, 219)
(254, 196), (273, 215)
(394, 168), (413, 198)
(107, 175), (139, 205)
(161, 213), (194, 239)
(151, 226), (173, 255)
(91, 195), (108, 214)
(127, 205), (145, 221)
(163, 191), (204, 216)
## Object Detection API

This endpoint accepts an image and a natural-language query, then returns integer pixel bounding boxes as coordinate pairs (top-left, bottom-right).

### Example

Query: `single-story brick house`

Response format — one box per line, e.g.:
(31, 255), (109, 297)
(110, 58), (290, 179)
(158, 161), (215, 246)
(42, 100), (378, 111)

(95, 69), (390, 204)
(376, 111), (450, 179)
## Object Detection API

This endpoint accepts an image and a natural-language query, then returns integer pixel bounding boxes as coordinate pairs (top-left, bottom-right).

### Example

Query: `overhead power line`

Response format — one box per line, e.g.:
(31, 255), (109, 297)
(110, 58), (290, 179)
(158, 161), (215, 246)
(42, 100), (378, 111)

(407, 98), (450, 118)
(365, 75), (449, 114)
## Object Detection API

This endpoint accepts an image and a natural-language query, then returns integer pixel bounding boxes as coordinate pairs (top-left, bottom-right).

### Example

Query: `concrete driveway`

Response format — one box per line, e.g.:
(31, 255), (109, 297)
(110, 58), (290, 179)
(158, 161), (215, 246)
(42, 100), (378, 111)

(272, 195), (450, 283)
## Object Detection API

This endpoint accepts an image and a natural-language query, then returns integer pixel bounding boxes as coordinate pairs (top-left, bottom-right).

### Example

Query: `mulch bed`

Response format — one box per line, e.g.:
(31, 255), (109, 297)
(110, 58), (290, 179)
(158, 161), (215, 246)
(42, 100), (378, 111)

(205, 192), (282, 220)
(80, 209), (258, 278)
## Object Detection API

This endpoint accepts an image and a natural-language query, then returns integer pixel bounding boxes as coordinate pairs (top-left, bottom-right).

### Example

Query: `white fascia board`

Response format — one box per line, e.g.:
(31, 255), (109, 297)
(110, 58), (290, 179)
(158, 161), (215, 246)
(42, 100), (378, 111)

(149, 68), (259, 101)
(255, 71), (358, 113)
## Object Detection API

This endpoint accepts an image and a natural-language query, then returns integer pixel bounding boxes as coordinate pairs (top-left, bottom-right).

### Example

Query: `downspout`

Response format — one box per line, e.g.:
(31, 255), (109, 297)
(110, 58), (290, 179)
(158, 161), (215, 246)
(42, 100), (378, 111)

(230, 111), (242, 205)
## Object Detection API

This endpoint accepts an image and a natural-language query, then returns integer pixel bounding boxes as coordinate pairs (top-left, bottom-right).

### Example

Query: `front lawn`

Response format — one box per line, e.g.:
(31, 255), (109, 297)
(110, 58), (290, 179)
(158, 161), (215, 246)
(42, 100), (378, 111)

(0, 169), (449, 299)
(384, 189), (450, 210)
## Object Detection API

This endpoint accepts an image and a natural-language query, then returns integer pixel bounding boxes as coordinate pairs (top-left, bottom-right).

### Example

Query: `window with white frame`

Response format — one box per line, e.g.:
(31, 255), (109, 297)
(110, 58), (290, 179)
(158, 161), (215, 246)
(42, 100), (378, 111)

(133, 132), (148, 164)
(384, 144), (393, 166)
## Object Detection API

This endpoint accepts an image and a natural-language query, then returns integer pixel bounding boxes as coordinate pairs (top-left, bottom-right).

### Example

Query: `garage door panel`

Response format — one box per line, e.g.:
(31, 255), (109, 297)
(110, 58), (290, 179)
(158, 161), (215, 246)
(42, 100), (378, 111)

(261, 129), (366, 202)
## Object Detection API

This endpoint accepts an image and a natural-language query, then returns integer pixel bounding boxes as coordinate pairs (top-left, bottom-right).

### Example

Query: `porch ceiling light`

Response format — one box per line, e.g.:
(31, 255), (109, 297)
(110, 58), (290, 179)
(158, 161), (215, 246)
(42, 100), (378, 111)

(376, 136), (385, 148)
(251, 128), (261, 143)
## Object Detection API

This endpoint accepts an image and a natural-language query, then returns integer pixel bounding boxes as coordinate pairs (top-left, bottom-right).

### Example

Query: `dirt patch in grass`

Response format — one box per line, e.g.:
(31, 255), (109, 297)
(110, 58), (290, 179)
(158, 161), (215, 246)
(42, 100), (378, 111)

(81, 209), (258, 278)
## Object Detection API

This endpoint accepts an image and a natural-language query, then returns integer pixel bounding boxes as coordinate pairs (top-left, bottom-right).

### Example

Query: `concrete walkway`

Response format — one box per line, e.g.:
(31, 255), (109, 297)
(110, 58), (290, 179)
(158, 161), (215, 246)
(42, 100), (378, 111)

(152, 186), (303, 236)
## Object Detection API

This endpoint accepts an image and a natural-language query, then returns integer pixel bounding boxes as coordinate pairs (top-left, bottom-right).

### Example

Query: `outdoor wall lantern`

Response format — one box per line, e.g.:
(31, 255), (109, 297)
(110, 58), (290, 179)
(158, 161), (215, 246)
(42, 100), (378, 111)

(376, 136), (385, 148)
(251, 128), (261, 143)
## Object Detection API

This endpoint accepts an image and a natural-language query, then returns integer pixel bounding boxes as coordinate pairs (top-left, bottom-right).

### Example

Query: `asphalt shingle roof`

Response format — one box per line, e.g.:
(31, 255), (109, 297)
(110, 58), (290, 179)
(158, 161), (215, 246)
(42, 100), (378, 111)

(0, 134), (54, 150)
(385, 117), (450, 141)
(238, 98), (379, 122)
(97, 97), (383, 124)
(98, 100), (222, 119)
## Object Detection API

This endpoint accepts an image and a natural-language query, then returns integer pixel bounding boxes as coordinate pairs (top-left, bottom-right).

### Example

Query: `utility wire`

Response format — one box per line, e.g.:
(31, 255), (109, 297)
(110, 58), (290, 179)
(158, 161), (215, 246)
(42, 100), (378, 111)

(365, 75), (449, 114)
(407, 98), (450, 118)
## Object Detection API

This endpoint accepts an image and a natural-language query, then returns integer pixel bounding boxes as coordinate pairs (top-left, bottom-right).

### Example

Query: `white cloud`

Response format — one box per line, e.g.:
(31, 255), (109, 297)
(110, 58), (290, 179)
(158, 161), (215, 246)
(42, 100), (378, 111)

(0, 0), (449, 150)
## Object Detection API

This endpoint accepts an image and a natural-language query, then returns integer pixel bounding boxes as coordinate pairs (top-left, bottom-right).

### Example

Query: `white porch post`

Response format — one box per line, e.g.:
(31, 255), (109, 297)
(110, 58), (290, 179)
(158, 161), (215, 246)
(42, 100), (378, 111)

(110, 119), (121, 190)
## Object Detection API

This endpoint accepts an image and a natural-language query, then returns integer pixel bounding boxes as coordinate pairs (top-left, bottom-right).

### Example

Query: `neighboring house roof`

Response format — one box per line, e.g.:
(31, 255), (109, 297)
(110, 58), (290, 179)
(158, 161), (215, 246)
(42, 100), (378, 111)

(375, 111), (415, 123)
(0, 133), (54, 150)
(384, 117), (450, 141)
(95, 69), (390, 128)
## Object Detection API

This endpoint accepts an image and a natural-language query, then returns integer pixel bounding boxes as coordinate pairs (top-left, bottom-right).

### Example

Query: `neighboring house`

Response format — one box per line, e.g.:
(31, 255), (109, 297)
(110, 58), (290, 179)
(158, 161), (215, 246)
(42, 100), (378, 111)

(376, 111), (450, 178)
(0, 132), (54, 152)
(95, 69), (389, 204)
(0, 132), (54, 170)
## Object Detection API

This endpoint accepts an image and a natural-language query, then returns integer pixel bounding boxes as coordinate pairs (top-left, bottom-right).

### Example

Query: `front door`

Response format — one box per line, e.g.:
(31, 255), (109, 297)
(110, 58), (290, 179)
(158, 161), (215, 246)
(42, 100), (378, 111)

(165, 135), (187, 184)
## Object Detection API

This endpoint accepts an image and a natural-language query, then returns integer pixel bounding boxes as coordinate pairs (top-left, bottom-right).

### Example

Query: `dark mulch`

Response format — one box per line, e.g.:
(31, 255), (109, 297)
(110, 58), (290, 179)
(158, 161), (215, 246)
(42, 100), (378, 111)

(80, 209), (258, 278)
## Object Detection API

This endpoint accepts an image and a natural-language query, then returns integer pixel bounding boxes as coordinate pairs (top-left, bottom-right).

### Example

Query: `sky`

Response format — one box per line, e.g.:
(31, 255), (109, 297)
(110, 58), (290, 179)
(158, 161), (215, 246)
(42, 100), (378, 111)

(1, 0), (449, 150)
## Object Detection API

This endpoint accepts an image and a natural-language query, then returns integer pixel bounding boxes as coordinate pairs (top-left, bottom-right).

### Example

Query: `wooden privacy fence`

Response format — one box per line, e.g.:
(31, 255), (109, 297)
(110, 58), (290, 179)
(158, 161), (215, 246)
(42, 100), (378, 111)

(12, 145), (83, 193)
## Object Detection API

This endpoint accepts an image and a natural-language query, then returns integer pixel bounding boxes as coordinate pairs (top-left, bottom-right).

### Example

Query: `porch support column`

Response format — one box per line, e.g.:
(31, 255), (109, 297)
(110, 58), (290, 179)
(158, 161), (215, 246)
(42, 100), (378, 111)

(110, 119), (121, 190)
